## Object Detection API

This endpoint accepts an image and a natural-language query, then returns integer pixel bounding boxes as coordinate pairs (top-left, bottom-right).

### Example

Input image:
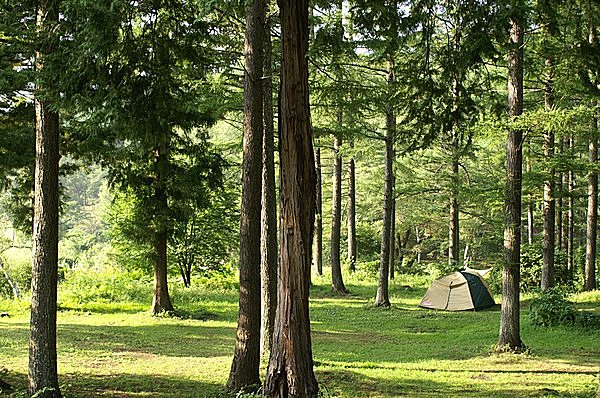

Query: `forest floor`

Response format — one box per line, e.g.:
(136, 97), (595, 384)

(0, 273), (599, 397)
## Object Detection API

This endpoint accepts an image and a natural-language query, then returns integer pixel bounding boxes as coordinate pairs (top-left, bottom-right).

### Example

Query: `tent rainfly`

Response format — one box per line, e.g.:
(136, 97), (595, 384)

(419, 267), (495, 311)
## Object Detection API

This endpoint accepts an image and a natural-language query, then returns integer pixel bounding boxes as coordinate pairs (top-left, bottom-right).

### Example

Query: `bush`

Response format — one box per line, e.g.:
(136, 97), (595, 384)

(528, 288), (576, 327)
(60, 265), (151, 306)
(0, 247), (32, 299)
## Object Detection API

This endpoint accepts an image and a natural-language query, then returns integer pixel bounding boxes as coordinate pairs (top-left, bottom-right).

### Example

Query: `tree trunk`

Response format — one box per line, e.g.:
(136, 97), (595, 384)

(567, 137), (575, 280)
(498, 13), (525, 352)
(584, 20), (598, 292)
(375, 60), (395, 307)
(151, 225), (174, 314)
(29, 1), (62, 396)
(228, 0), (265, 390)
(585, 116), (598, 291)
(526, 144), (534, 245)
(561, 168), (569, 251)
(449, 157), (460, 267)
(347, 142), (357, 273)
(331, 133), (347, 293)
(541, 54), (555, 291)
(313, 146), (323, 276)
(557, 140), (565, 250)
(389, 195), (396, 280)
(264, 0), (318, 393)
(260, 11), (277, 358)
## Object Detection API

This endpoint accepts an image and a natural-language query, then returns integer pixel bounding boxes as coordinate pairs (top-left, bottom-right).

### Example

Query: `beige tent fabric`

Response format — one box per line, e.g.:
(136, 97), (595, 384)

(419, 272), (475, 311)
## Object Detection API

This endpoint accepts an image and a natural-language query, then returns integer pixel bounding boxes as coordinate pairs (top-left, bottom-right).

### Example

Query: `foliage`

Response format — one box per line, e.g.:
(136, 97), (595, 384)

(520, 243), (571, 291)
(59, 265), (152, 307)
(528, 288), (576, 327)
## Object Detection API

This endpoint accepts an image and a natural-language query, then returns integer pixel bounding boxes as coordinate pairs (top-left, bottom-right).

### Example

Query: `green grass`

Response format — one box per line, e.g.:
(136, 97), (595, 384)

(1, 273), (599, 397)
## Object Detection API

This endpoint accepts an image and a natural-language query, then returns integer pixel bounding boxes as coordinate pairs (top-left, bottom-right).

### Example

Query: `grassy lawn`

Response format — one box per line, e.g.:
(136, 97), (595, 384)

(1, 274), (599, 397)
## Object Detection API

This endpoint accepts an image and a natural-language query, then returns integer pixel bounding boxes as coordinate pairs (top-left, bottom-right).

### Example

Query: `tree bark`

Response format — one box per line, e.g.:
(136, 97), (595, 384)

(264, 0), (318, 394)
(585, 115), (598, 291)
(347, 141), (357, 273)
(526, 145), (534, 245)
(228, 0), (265, 390)
(389, 195), (396, 280)
(567, 137), (575, 281)
(375, 61), (395, 307)
(151, 139), (175, 314)
(29, 1), (62, 396)
(498, 13), (525, 352)
(584, 20), (598, 292)
(260, 10), (277, 358)
(313, 146), (323, 276)
(449, 157), (460, 267)
(331, 133), (347, 293)
(541, 54), (555, 291)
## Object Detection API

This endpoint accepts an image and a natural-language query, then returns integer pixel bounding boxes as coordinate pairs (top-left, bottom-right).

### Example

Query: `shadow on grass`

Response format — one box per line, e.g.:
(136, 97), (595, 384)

(316, 368), (593, 398)
(1, 370), (226, 398)
(57, 323), (236, 358)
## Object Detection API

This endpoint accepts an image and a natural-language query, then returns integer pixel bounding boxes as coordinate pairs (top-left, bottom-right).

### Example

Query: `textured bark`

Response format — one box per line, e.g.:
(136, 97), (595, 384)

(375, 62), (395, 307)
(29, 1), (62, 396)
(313, 146), (323, 275)
(261, 12), (277, 358)
(347, 142), (357, 273)
(331, 133), (347, 293)
(228, 0), (265, 390)
(585, 118), (598, 292)
(264, 0), (318, 394)
(498, 14), (525, 351)
(541, 54), (555, 291)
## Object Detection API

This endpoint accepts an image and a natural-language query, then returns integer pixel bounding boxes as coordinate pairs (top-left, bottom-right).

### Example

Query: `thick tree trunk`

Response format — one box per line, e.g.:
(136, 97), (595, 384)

(331, 133), (347, 293)
(585, 118), (598, 291)
(449, 157), (460, 267)
(260, 11), (277, 358)
(347, 142), (357, 273)
(264, 0), (318, 394)
(228, 0), (265, 390)
(498, 14), (525, 352)
(313, 146), (323, 275)
(151, 225), (174, 314)
(151, 135), (174, 314)
(541, 55), (555, 291)
(29, 1), (62, 396)
(375, 62), (395, 307)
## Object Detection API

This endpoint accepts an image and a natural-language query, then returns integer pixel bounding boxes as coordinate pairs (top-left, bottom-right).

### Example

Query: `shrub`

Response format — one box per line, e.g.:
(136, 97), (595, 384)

(528, 288), (576, 327)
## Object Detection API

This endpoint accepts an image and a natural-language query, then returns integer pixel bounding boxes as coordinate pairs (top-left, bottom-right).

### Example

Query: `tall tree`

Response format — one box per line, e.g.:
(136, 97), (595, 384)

(29, 0), (62, 396)
(540, 0), (557, 290)
(330, 0), (348, 294)
(313, 145), (323, 276)
(228, 0), (265, 390)
(498, 4), (526, 351)
(261, 9), (277, 357)
(331, 133), (348, 293)
(59, 0), (225, 314)
(584, 15), (598, 292)
(375, 58), (395, 307)
(347, 140), (357, 272)
(264, 0), (318, 394)
(585, 113), (598, 291)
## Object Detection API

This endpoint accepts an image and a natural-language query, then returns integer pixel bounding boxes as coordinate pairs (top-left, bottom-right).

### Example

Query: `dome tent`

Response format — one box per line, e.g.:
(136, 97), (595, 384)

(419, 267), (495, 311)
